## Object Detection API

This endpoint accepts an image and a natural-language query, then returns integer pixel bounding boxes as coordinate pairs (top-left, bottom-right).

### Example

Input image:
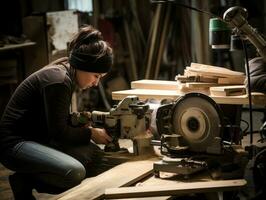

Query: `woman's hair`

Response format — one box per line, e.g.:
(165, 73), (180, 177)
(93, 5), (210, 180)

(68, 25), (113, 73)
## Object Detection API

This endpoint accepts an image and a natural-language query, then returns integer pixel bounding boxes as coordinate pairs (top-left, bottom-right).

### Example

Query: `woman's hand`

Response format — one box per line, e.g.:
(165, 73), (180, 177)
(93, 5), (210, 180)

(90, 127), (112, 144)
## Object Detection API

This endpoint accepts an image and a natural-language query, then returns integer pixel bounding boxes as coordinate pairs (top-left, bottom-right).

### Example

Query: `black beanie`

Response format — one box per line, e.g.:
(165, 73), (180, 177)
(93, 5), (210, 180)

(69, 51), (113, 73)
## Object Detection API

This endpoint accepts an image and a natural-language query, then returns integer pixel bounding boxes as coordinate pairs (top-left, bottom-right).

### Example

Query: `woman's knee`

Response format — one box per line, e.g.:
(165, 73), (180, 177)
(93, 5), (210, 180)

(63, 162), (86, 188)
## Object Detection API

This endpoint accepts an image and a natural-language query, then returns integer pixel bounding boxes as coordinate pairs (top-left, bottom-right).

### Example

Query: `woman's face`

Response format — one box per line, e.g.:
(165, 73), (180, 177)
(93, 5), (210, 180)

(75, 69), (106, 89)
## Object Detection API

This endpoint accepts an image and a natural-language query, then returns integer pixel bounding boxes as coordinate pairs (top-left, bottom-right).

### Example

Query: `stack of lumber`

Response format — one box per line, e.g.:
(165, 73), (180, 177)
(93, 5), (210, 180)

(112, 80), (266, 105)
(175, 62), (247, 96)
(112, 62), (266, 105)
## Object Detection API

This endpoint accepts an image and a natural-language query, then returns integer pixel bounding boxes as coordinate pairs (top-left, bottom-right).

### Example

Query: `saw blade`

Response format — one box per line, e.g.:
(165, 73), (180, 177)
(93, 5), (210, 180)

(171, 94), (222, 153)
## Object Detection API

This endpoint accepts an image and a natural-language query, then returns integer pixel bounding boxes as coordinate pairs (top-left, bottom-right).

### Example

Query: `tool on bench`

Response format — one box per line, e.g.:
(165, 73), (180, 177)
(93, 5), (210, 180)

(70, 96), (153, 155)
(153, 93), (247, 179)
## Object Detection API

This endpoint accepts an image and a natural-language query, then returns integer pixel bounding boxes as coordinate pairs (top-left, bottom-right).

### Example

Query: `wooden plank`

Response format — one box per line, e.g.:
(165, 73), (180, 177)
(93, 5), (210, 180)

(47, 159), (156, 200)
(0, 42), (36, 51)
(250, 92), (266, 105)
(218, 76), (245, 85)
(145, 4), (162, 79)
(184, 69), (214, 78)
(185, 82), (218, 89)
(131, 80), (179, 90)
(112, 89), (181, 101)
(178, 84), (210, 95)
(104, 179), (247, 199)
(189, 63), (244, 77)
(210, 85), (246, 96)
(111, 89), (266, 105)
(123, 18), (138, 81)
(175, 74), (218, 83)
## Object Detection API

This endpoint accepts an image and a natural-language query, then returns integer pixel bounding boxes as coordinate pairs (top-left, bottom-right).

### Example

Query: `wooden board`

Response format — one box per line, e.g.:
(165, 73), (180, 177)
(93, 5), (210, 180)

(104, 179), (247, 199)
(218, 76), (245, 85)
(210, 85), (246, 96)
(47, 159), (156, 200)
(178, 85), (210, 95)
(189, 63), (245, 77)
(175, 74), (218, 83)
(112, 89), (266, 105)
(185, 82), (218, 89)
(112, 89), (181, 101)
(131, 79), (180, 90)
(0, 42), (36, 51)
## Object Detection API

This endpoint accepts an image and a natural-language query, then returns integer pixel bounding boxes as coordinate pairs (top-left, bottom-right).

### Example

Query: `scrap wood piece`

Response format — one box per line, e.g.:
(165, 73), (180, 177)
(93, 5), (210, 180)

(47, 160), (156, 200)
(210, 85), (246, 96)
(104, 179), (247, 199)
(131, 79), (179, 90)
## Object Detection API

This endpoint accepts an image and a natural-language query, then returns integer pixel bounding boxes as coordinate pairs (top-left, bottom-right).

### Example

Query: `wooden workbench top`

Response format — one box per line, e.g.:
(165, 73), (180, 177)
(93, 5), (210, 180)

(112, 79), (266, 105)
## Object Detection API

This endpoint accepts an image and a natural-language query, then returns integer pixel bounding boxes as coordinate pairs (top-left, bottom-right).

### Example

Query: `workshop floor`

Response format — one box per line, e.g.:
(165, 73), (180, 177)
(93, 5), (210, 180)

(0, 164), (55, 200)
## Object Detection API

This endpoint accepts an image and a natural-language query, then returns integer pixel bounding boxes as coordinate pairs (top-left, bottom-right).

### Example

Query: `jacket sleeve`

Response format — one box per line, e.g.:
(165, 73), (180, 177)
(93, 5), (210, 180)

(248, 57), (266, 93)
(42, 83), (91, 144)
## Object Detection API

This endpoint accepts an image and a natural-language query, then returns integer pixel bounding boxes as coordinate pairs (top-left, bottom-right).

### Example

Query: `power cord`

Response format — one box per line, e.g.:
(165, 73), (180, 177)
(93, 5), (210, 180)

(242, 40), (254, 146)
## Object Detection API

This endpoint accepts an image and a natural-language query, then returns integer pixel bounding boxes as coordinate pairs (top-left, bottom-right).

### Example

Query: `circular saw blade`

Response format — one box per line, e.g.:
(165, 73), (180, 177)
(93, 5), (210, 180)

(172, 93), (223, 153)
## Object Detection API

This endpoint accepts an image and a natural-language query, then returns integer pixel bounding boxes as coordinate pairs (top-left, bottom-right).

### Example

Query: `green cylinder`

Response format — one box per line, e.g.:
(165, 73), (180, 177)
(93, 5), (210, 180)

(209, 18), (231, 49)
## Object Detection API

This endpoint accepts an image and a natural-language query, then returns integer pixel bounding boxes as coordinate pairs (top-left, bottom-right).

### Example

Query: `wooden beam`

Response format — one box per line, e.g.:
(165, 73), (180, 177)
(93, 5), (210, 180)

(123, 17), (138, 81)
(0, 42), (36, 51)
(145, 4), (162, 79)
(104, 179), (247, 199)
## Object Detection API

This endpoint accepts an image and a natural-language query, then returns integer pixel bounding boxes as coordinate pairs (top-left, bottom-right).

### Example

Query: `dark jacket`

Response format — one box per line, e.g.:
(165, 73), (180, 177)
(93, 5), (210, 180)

(0, 58), (91, 156)
(248, 57), (266, 93)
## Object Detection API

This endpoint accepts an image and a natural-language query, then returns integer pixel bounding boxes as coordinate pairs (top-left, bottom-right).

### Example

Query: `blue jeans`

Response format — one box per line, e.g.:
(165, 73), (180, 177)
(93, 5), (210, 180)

(0, 141), (105, 194)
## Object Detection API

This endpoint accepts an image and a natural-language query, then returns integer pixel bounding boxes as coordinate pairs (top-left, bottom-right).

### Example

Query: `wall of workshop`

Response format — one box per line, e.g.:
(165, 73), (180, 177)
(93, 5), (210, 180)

(208, 0), (266, 72)
(1, 0), (266, 81)
(1, 0), (266, 115)
(0, 0), (66, 117)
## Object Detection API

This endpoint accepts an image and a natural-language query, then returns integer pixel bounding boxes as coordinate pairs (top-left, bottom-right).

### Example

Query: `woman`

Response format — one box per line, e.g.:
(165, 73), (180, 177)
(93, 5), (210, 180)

(0, 25), (113, 199)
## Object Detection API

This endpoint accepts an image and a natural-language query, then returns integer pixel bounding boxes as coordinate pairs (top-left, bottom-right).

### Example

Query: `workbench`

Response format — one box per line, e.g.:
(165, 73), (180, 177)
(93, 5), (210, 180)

(43, 141), (247, 200)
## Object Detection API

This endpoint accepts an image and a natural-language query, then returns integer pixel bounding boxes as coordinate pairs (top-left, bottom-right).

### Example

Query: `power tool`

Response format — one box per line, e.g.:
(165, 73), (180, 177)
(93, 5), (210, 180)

(70, 96), (153, 154)
(153, 93), (248, 179)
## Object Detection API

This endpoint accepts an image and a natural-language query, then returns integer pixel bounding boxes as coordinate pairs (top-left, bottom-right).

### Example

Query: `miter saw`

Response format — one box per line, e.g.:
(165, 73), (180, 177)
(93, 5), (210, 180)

(153, 93), (247, 179)
(70, 96), (153, 155)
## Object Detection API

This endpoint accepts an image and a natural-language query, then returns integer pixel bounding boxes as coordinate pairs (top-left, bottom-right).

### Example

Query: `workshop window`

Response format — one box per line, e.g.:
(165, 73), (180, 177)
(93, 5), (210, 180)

(67, 0), (93, 14)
